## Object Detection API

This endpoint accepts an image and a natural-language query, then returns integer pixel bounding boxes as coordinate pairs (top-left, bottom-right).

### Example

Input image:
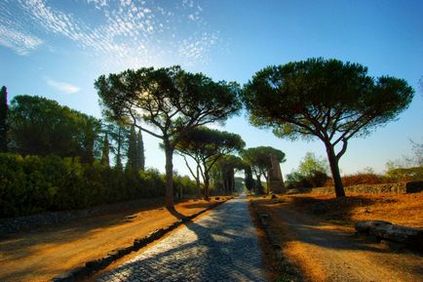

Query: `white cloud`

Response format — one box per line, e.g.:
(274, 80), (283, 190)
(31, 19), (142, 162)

(0, 25), (42, 55)
(0, 0), (219, 66)
(45, 78), (80, 94)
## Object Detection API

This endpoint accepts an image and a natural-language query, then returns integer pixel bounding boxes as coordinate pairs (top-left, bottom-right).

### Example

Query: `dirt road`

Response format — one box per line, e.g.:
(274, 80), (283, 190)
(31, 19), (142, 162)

(0, 198), (221, 282)
(254, 197), (423, 281)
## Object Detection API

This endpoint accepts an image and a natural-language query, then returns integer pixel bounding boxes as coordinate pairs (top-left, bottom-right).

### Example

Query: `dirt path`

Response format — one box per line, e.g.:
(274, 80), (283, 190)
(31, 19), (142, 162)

(0, 198), (221, 282)
(254, 198), (423, 281)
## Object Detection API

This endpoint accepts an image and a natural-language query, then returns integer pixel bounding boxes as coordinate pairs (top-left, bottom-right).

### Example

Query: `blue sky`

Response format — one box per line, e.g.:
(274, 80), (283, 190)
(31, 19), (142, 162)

(1, 0), (422, 177)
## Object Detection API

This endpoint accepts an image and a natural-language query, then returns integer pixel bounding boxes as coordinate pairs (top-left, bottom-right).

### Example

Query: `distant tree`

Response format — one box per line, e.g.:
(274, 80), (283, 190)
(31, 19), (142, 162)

(0, 86), (8, 152)
(126, 125), (138, 170)
(137, 129), (145, 171)
(175, 127), (245, 200)
(244, 165), (255, 192)
(8, 95), (101, 161)
(298, 152), (328, 178)
(100, 133), (110, 167)
(241, 146), (286, 194)
(243, 58), (414, 197)
(103, 121), (130, 169)
(95, 66), (241, 209)
(286, 152), (329, 189)
(214, 154), (245, 194)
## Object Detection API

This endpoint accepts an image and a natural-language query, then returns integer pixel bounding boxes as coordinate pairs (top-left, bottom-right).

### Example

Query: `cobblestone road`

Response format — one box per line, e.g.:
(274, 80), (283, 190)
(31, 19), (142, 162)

(97, 196), (266, 282)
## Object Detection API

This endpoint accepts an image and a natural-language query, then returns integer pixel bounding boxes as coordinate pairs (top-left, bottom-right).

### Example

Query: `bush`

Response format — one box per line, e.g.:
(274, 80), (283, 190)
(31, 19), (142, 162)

(285, 170), (329, 191)
(0, 153), (196, 218)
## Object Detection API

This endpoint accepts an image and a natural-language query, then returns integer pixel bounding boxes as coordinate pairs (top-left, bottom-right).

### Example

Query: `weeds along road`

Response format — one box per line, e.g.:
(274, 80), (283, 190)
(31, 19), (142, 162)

(254, 196), (423, 282)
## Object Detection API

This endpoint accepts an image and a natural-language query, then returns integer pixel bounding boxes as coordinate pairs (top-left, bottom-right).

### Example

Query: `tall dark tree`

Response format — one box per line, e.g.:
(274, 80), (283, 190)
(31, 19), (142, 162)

(0, 86), (8, 152)
(126, 125), (137, 170)
(137, 129), (145, 171)
(175, 126), (245, 200)
(103, 121), (130, 169)
(101, 133), (110, 167)
(244, 165), (255, 192)
(95, 66), (241, 209)
(241, 146), (286, 194)
(243, 58), (414, 197)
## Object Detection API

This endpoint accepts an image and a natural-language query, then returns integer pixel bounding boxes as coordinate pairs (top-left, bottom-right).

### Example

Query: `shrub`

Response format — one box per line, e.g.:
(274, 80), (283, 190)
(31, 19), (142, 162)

(0, 153), (196, 218)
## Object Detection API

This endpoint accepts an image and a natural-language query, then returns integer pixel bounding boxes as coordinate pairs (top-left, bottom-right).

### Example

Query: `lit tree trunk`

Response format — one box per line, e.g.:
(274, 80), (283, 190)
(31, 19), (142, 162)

(196, 165), (202, 198)
(325, 143), (346, 198)
(164, 139), (175, 209)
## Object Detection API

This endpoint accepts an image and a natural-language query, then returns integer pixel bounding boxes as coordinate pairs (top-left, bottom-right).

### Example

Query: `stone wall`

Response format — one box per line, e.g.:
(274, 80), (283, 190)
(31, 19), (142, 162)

(311, 181), (423, 194)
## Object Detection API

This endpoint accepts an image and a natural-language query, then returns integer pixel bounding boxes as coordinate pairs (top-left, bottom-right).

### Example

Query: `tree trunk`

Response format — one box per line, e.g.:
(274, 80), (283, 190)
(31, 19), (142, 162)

(325, 143), (346, 198)
(196, 165), (202, 199)
(255, 174), (263, 194)
(203, 167), (211, 201)
(164, 141), (175, 209)
(229, 168), (235, 193)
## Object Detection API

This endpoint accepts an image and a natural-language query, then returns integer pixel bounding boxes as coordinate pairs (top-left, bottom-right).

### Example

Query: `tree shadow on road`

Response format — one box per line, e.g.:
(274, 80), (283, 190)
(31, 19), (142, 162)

(99, 200), (267, 281)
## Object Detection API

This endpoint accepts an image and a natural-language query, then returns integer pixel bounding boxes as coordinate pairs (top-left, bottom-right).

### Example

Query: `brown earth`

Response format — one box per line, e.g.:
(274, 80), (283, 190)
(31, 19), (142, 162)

(0, 197), (224, 282)
(251, 193), (423, 281)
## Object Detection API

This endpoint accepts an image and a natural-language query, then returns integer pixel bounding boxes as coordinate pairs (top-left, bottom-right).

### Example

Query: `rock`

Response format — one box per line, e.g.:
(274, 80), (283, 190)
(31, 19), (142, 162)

(371, 224), (423, 247)
(355, 220), (423, 251)
(406, 181), (423, 193)
(355, 220), (392, 233)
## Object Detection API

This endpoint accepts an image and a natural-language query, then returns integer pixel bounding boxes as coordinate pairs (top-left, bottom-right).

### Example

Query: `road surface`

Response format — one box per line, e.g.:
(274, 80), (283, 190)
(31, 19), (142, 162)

(98, 196), (266, 282)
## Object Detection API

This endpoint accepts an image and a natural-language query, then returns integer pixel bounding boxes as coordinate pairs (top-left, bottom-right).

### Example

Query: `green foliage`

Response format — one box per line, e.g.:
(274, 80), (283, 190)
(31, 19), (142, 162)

(244, 165), (255, 191)
(385, 166), (423, 182)
(137, 129), (145, 171)
(298, 152), (328, 177)
(243, 58), (414, 197)
(95, 66), (242, 207)
(103, 122), (130, 169)
(285, 153), (329, 190)
(126, 125), (138, 170)
(286, 170), (329, 190)
(0, 153), (196, 218)
(0, 86), (7, 152)
(241, 146), (285, 179)
(175, 126), (245, 198)
(211, 154), (245, 194)
(8, 95), (101, 162)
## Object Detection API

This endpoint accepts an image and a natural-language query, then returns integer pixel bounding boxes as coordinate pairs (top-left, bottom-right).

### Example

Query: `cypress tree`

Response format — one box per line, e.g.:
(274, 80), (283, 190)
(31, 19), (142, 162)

(0, 86), (8, 152)
(137, 129), (145, 171)
(126, 125), (137, 170)
(101, 133), (110, 167)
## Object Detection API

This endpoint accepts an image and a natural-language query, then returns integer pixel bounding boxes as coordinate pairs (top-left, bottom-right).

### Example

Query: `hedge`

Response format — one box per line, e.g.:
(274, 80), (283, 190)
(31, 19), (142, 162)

(0, 153), (197, 218)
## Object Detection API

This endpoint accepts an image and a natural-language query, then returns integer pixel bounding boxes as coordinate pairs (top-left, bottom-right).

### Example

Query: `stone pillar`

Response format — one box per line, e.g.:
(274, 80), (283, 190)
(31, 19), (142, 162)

(268, 153), (286, 194)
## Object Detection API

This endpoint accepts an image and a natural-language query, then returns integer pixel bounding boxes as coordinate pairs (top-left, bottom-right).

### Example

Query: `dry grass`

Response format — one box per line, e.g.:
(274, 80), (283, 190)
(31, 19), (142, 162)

(289, 192), (423, 227)
(0, 197), (225, 282)
(250, 192), (423, 281)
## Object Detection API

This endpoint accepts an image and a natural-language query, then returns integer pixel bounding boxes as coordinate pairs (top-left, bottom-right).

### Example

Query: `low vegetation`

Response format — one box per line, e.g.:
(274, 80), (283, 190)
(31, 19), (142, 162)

(0, 153), (196, 218)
